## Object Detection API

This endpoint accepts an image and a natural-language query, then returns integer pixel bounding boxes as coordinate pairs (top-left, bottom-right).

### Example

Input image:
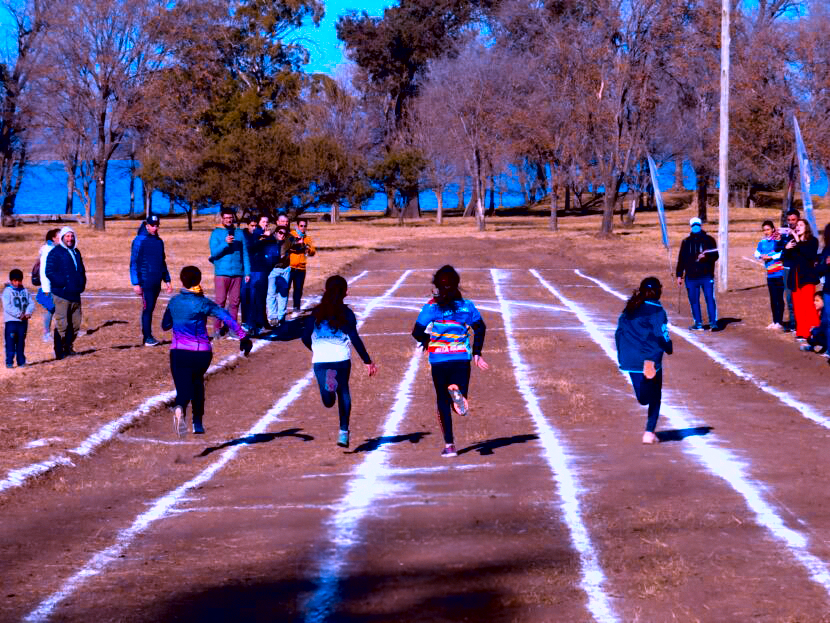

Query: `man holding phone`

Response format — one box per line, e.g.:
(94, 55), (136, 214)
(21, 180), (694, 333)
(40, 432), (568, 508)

(676, 217), (720, 331)
(208, 208), (250, 337)
(775, 209), (801, 331)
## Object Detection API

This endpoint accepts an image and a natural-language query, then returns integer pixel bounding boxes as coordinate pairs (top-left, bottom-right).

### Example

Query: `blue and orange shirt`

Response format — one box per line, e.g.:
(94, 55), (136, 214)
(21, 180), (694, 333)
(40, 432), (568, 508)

(161, 289), (245, 351)
(412, 298), (486, 363)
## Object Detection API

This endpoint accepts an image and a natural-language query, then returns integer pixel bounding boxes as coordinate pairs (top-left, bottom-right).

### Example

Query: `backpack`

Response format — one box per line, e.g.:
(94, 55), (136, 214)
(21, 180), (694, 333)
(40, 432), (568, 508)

(31, 258), (41, 287)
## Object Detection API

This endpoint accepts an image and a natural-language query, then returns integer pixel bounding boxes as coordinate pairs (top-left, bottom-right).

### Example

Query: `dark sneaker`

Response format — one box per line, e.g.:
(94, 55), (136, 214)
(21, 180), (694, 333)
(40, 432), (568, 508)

(689, 323), (705, 331)
(5, 364), (13, 369)
(447, 384), (468, 415)
(143, 336), (161, 346)
(337, 430), (349, 448)
(174, 406), (186, 438)
(441, 444), (457, 458)
(193, 420), (205, 434)
(325, 369), (338, 392)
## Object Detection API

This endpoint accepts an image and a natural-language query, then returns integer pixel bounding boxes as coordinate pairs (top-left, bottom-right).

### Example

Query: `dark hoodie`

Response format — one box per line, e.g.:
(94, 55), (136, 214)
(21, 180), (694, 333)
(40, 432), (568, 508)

(676, 230), (718, 280)
(615, 300), (673, 373)
(45, 226), (86, 302)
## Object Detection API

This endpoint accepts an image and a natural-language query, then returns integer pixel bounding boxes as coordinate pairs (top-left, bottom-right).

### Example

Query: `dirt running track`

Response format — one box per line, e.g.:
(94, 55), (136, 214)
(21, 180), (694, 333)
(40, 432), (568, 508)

(2, 237), (830, 622)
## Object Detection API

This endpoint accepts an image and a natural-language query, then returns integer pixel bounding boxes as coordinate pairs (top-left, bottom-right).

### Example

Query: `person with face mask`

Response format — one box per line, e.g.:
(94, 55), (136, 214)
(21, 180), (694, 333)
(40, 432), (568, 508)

(676, 217), (719, 331)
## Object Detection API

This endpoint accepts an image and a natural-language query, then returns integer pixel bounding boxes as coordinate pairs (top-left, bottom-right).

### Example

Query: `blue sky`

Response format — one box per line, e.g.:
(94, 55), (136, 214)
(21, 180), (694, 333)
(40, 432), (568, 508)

(296, 0), (392, 75)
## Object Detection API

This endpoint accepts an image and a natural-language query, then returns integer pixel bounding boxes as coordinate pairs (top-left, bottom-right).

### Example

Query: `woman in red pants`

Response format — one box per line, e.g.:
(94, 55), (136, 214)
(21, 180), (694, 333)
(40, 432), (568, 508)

(783, 218), (820, 340)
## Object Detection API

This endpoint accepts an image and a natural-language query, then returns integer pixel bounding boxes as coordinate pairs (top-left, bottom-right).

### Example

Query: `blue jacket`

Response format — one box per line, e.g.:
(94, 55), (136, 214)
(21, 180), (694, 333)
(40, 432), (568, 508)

(45, 244), (86, 303)
(754, 237), (784, 280)
(130, 223), (171, 286)
(411, 298), (486, 363)
(246, 227), (279, 274)
(209, 226), (250, 277)
(615, 301), (673, 373)
(161, 289), (245, 351)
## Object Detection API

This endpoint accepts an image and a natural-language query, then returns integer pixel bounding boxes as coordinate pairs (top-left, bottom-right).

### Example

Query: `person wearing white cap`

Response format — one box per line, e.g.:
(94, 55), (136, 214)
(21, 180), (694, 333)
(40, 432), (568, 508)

(675, 217), (719, 331)
(44, 226), (86, 358)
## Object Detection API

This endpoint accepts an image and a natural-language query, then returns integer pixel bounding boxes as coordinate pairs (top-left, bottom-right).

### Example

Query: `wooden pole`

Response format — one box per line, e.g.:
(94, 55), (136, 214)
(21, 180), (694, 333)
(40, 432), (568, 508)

(717, 0), (730, 293)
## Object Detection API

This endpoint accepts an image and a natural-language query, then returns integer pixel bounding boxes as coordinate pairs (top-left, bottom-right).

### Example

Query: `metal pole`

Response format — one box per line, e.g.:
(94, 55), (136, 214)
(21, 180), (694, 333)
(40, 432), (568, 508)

(717, 0), (730, 292)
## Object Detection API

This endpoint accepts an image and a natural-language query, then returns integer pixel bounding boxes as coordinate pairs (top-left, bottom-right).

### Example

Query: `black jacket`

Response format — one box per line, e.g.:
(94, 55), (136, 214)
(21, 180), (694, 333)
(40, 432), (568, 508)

(782, 237), (819, 289)
(45, 245), (86, 302)
(676, 232), (718, 280)
(130, 223), (171, 286)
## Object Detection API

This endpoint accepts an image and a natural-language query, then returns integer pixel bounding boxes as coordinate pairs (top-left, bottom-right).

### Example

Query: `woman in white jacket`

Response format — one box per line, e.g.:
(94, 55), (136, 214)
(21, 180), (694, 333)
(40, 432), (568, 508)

(36, 229), (60, 342)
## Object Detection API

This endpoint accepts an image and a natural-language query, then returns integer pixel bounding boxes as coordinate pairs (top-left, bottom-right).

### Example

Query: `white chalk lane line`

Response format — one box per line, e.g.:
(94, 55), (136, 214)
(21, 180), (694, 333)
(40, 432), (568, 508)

(491, 269), (619, 623)
(573, 269), (830, 431)
(530, 268), (830, 597)
(22, 269), (407, 623)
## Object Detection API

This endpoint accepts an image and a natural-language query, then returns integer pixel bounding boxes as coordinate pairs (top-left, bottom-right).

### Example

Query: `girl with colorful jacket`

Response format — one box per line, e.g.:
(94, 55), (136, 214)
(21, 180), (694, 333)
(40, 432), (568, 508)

(412, 265), (488, 458)
(755, 220), (786, 329)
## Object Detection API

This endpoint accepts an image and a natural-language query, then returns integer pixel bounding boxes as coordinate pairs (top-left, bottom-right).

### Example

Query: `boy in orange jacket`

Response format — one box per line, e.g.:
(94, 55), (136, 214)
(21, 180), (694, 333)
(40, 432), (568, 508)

(288, 218), (316, 317)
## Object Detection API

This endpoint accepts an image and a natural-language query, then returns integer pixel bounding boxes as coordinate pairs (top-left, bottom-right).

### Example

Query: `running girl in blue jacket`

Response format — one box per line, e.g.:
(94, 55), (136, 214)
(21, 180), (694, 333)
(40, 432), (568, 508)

(412, 265), (488, 458)
(302, 275), (377, 449)
(162, 266), (252, 437)
(615, 277), (673, 444)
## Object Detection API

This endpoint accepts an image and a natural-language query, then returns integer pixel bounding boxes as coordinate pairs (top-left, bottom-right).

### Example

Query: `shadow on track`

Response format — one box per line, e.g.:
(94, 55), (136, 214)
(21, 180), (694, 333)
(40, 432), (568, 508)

(656, 426), (713, 443)
(197, 428), (314, 457)
(458, 434), (539, 456)
(348, 431), (431, 454)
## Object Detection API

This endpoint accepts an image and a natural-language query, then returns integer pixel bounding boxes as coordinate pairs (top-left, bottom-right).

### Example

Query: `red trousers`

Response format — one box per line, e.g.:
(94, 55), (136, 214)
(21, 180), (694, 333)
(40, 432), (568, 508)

(792, 283), (820, 339)
(214, 275), (242, 332)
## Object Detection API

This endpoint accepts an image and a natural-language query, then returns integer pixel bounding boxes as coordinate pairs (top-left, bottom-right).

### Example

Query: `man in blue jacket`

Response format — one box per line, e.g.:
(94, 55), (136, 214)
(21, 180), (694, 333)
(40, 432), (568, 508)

(208, 208), (250, 337)
(45, 226), (86, 359)
(130, 214), (173, 346)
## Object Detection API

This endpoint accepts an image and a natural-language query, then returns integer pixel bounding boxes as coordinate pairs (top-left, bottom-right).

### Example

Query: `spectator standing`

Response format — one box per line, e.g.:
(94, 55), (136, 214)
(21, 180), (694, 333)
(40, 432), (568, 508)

(36, 228), (60, 342)
(815, 223), (830, 352)
(129, 214), (173, 346)
(755, 220), (785, 329)
(243, 214), (276, 334)
(3, 269), (35, 368)
(266, 226), (293, 326)
(775, 209), (801, 330)
(288, 218), (316, 317)
(783, 218), (820, 341)
(45, 226), (86, 359)
(208, 208), (250, 337)
(676, 217), (720, 331)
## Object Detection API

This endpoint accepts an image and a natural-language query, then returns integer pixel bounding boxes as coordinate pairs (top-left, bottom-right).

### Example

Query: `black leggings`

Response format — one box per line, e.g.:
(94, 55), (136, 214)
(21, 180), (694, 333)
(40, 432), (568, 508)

(313, 360), (352, 430)
(431, 360), (471, 445)
(170, 349), (212, 423)
(289, 268), (306, 310)
(629, 369), (662, 433)
(766, 277), (785, 326)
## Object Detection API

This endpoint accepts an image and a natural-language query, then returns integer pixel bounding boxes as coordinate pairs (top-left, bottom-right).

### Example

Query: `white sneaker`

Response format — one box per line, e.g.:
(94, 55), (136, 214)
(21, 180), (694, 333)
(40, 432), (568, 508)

(767, 322), (783, 330)
(173, 406), (186, 438)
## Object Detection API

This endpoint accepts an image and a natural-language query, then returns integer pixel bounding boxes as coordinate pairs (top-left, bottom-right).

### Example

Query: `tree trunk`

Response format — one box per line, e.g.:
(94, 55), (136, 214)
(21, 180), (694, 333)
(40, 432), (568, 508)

(672, 156), (684, 191)
(93, 158), (107, 231)
(600, 175), (619, 235)
(168, 194), (175, 215)
(487, 175), (496, 216)
(517, 165), (530, 205)
(474, 147), (485, 231)
(385, 188), (395, 217)
(128, 159), (136, 218)
(331, 202), (340, 223)
(400, 190), (420, 220)
(435, 187), (444, 225)
(456, 177), (465, 211)
(535, 161), (547, 198)
(565, 185), (570, 212)
(65, 159), (77, 215)
(144, 183), (153, 218)
(548, 178), (558, 232)
(186, 202), (194, 230)
(463, 186), (476, 217)
(696, 173), (709, 223)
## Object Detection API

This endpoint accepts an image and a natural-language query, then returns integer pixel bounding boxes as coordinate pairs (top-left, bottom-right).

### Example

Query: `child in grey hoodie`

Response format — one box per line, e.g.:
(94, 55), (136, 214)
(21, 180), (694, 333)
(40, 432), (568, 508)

(3, 269), (35, 368)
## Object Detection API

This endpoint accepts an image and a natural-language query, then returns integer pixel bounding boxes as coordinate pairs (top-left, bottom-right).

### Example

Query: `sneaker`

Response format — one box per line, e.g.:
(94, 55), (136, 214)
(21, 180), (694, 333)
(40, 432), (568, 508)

(800, 343), (815, 352)
(767, 322), (783, 330)
(643, 360), (656, 380)
(325, 369), (338, 392)
(642, 431), (658, 445)
(173, 406), (186, 438)
(447, 384), (468, 415)
(689, 323), (705, 331)
(5, 364), (13, 369)
(143, 336), (161, 347)
(337, 429), (349, 448)
(441, 444), (458, 458)
(192, 420), (205, 435)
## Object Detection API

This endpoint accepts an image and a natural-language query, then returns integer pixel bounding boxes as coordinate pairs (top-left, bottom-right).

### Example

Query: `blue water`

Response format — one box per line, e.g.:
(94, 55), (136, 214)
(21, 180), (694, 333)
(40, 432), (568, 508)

(11, 160), (827, 217)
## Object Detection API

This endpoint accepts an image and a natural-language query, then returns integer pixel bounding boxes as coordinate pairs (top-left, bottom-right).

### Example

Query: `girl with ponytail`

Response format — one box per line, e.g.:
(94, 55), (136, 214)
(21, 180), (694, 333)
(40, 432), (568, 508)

(302, 275), (377, 448)
(615, 277), (673, 444)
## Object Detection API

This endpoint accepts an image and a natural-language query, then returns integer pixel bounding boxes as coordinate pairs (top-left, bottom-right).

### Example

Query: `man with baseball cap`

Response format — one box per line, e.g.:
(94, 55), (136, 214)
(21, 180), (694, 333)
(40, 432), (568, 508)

(676, 217), (720, 330)
(130, 214), (173, 346)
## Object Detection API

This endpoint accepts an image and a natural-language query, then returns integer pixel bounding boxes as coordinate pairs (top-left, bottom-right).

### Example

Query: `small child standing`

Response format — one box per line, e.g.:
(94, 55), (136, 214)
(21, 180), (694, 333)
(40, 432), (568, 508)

(3, 269), (35, 368)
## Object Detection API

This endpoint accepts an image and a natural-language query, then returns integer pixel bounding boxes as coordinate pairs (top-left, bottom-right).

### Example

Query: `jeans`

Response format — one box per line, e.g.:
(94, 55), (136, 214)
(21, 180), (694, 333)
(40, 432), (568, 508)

(267, 266), (291, 323)
(243, 271), (268, 330)
(782, 266), (795, 326)
(313, 360), (352, 431)
(629, 369), (662, 432)
(685, 276), (717, 327)
(430, 360), (471, 445)
(766, 277), (785, 326)
(4, 320), (27, 366)
(170, 349), (213, 423)
(289, 268), (306, 310)
(140, 282), (161, 340)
